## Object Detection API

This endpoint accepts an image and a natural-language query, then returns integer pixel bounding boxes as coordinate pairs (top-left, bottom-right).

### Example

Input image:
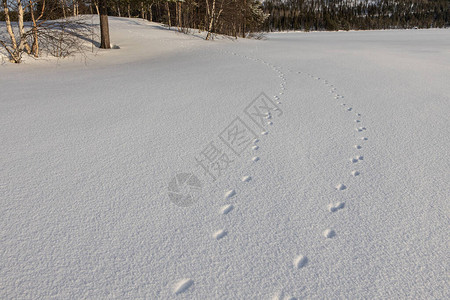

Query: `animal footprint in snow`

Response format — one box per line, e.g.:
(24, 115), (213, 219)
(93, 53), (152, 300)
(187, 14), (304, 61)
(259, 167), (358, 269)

(355, 120), (361, 123)
(221, 204), (234, 215)
(361, 137), (368, 141)
(214, 229), (227, 240)
(347, 107), (353, 111)
(328, 202), (345, 212)
(224, 189), (236, 199)
(294, 255), (308, 268)
(336, 184), (347, 191)
(268, 121), (273, 125)
(173, 279), (194, 295)
(261, 131), (269, 135)
(354, 145), (362, 149)
(356, 127), (366, 132)
(252, 145), (259, 150)
(351, 156), (363, 163)
(253, 138), (259, 144)
(323, 228), (336, 238)
(252, 156), (260, 162)
(242, 176), (252, 182)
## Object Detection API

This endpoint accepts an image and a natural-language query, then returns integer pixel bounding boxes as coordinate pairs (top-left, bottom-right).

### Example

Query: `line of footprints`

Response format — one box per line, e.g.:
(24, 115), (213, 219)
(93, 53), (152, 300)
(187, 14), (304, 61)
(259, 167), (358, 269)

(174, 52), (368, 299)
(300, 71), (368, 231)
(297, 71), (368, 243)
(174, 50), (289, 296)
(216, 51), (288, 242)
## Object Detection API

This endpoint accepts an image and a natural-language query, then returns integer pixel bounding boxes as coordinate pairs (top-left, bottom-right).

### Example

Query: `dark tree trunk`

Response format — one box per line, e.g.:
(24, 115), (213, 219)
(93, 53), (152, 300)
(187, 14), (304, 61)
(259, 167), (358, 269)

(99, 0), (111, 49)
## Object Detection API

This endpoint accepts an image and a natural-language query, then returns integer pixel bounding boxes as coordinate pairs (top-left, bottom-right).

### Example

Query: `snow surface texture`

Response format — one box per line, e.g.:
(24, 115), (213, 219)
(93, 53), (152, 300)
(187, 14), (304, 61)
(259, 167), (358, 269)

(1, 17), (450, 299)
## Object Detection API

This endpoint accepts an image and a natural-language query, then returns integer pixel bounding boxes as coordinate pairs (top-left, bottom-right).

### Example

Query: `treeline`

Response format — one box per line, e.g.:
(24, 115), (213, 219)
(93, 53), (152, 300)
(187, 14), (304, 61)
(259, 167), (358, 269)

(2, 0), (448, 63)
(1, 1), (269, 39)
(261, 0), (449, 31)
(106, 0), (269, 39)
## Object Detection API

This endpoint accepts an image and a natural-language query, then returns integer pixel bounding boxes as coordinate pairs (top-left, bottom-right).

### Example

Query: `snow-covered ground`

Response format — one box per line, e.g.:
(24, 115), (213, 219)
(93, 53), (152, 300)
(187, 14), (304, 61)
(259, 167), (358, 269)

(1, 17), (449, 299)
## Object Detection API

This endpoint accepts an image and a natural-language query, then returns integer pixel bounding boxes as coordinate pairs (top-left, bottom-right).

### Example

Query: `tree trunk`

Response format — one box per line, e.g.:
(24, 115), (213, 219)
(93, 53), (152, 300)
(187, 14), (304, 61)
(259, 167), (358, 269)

(94, 0), (100, 15)
(242, 0), (246, 38)
(1, 0), (22, 62)
(29, 0), (46, 57)
(206, 0), (223, 40)
(99, 0), (111, 48)
(177, 2), (182, 30)
(148, 4), (153, 22)
(17, 0), (32, 54)
(127, 2), (131, 18)
(2, 0), (17, 52)
(166, 1), (171, 27)
(205, 0), (216, 40)
(62, 0), (66, 18)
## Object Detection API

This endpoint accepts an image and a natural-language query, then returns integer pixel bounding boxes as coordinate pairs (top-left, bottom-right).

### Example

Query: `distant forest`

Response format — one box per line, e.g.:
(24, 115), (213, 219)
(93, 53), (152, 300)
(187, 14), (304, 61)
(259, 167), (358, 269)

(261, 0), (449, 31)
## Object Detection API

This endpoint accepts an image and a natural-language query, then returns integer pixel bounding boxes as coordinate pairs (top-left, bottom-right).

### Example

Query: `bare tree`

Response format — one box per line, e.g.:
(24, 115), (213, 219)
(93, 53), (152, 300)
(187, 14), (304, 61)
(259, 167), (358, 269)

(1, 0), (97, 63)
(205, 0), (224, 40)
(1, 0), (26, 62)
(29, 0), (46, 57)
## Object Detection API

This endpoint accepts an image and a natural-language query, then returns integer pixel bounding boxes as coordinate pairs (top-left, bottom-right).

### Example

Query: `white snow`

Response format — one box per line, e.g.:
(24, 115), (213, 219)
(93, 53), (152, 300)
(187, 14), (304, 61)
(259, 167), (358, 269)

(1, 16), (449, 299)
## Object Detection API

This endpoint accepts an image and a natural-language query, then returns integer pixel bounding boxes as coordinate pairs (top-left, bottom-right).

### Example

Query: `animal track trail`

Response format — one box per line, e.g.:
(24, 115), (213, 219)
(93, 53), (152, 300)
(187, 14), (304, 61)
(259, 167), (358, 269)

(291, 70), (371, 280)
(218, 53), (374, 297)
(175, 49), (293, 297)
